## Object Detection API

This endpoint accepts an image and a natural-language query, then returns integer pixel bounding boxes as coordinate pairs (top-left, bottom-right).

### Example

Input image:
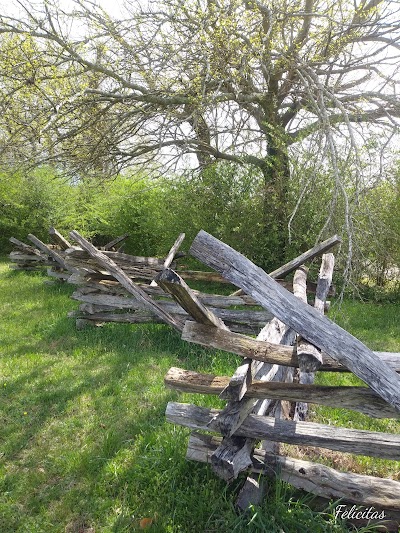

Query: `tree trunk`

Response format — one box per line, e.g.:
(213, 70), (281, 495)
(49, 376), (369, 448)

(260, 133), (291, 270)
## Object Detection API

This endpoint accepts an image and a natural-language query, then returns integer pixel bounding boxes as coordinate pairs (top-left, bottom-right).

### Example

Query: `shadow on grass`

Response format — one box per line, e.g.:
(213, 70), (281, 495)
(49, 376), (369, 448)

(0, 267), (365, 532)
(0, 278), (241, 532)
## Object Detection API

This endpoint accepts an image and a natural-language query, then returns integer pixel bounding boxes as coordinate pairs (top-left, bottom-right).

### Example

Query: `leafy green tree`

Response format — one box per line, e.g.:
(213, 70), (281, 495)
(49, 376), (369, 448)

(0, 167), (76, 250)
(1, 0), (400, 268)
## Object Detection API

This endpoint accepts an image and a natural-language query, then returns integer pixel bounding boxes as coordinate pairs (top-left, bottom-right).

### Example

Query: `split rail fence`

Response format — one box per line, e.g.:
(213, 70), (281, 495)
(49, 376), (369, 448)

(8, 227), (400, 519)
(9, 228), (130, 282)
(159, 231), (400, 516)
(62, 232), (274, 334)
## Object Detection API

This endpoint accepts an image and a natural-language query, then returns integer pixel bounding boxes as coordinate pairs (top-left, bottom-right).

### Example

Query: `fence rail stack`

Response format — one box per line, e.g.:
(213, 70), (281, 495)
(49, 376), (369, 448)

(66, 232), (280, 334)
(162, 230), (400, 520)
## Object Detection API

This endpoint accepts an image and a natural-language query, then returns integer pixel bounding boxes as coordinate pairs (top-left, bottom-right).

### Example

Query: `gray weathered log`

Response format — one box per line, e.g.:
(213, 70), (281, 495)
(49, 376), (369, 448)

(210, 436), (254, 481)
(10, 252), (47, 263)
(72, 283), (259, 306)
(166, 402), (400, 459)
(72, 311), (261, 335)
(230, 235), (341, 296)
(49, 227), (72, 250)
(9, 264), (49, 270)
(27, 234), (67, 269)
(66, 248), (166, 267)
(9, 237), (42, 256)
(175, 270), (232, 284)
(293, 267), (321, 368)
(69, 230), (183, 332)
(72, 288), (272, 328)
(293, 266), (322, 422)
(102, 233), (129, 250)
(182, 321), (400, 373)
(150, 233), (185, 287)
(190, 231), (400, 413)
(164, 367), (400, 419)
(314, 253), (335, 314)
(269, 235), (341, 279)
(155, 268), (229, 329)
(74, 311), (183, 326)
(187, 432), (400, 510)
(294, 254), (335, 421)
(64, 257), (161, 279)
(235, 318), (295, 506)
(211, 316), (295, 482)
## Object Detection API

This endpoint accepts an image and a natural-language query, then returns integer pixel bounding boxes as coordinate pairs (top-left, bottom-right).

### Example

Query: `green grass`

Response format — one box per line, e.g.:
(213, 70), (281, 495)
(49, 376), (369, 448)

(0, 259), (398, 532)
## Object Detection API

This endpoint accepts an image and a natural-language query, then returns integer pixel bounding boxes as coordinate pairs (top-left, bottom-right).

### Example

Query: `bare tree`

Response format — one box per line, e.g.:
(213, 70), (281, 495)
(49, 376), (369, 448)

(1, 0), (400, 264)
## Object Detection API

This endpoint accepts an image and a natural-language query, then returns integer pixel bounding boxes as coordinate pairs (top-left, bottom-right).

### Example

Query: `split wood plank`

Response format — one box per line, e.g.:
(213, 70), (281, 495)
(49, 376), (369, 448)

(269, 235), (341, 279)
(150, 233), (185, 286)
(235, 315), (296, 507)
(103, 233), (130, 250)
(292, 266), (321, 422)
(187, 432), (400, 510)
(210, 318), (296, 481)
(155, 267), (260, 417)
(66, 249), (166, 267)
(314, 253), (335, 314)
(190, 231), (400, 413)
(175, 270), (232, 284)
(154, 267), (257, 405)
(27, 234), (67, 269)
(10, 265), (51, 271)
(9, 237), (42, 256)
(71, 291), (272, 324)
(166, 402), (400, 459)
(49, 227), (72, 250)
(72, 311), (261, 335)
(154, 268), (228, 330)
(215, 312), (289, 405)
(164, 367), (400, 419)
(182, 322), (400, 373)
(72, 311), (184, 328)
(230, 234), (341, 296)
(72, 294), (271, 322)
(293, 266), (322, 371)
(294, 255), (334, 421)
(9, 252), (47, 263)
(69, 231), (183, 332)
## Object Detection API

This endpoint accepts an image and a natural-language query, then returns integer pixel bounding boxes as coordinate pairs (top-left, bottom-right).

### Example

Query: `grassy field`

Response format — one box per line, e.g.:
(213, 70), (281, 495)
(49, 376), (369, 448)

(0, 259), (399, 532)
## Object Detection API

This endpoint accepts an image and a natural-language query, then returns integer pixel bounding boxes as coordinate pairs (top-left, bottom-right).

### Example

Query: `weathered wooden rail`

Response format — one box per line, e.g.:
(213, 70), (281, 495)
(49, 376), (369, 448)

(162, 230), (400, 518)
(65, 232), (280, 334)
(9, 228), (71, 280)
